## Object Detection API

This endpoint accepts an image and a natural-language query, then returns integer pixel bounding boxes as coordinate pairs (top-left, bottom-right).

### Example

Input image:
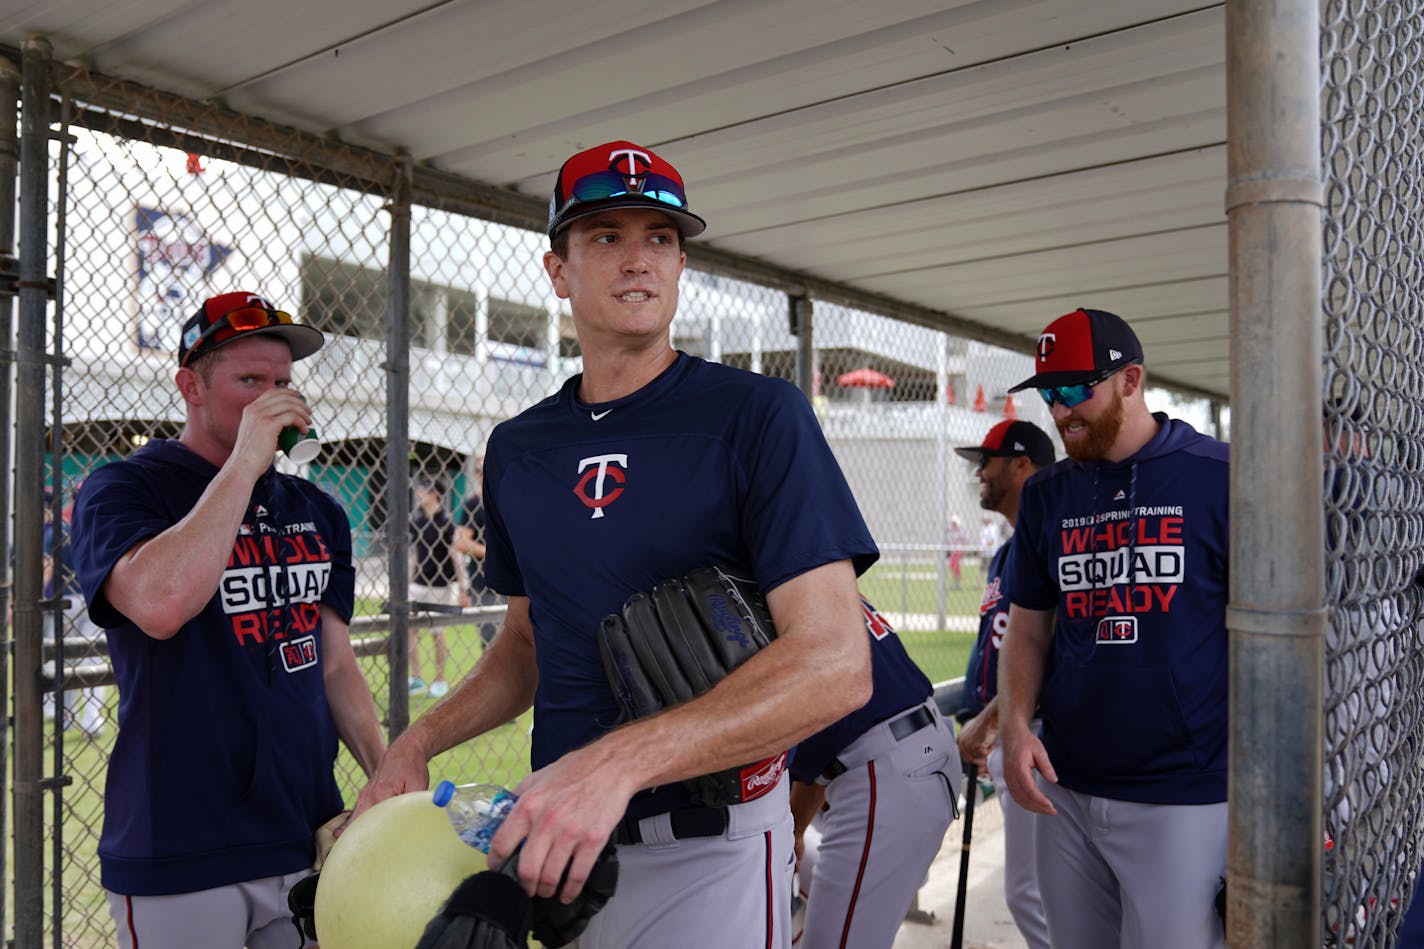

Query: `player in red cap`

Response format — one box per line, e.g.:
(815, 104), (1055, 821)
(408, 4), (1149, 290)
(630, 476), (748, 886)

(952, 418), (1055, 949)
(996, 308), (1230, 949)
(70, 291), (385, 948)
(356, 141), (879, 948)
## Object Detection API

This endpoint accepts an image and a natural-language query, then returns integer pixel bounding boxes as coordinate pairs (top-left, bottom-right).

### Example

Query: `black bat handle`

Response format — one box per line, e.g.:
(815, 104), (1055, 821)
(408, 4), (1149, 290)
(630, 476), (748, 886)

(950, 759), (979, 949)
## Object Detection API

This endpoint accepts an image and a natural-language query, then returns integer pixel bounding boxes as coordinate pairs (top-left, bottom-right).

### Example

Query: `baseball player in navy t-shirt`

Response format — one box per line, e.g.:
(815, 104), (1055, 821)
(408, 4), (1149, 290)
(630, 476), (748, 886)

(69, 292), (386, 949)
(997, 308), (1230, 949)
(353, 141), (878, 948)
(787, 596), (958, 949)
(952, 419), (1054, 949)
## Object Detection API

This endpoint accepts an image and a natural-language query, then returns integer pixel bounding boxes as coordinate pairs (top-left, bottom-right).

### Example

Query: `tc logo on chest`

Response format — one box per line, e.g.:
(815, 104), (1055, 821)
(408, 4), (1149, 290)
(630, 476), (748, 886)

(573, 453), (628, 519)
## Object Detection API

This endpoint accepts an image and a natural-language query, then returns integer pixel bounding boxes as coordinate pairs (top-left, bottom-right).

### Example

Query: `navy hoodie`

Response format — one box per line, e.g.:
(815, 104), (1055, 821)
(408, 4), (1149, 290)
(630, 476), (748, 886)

(70, 439), (354, 895)
(1004, 414), (1229, 804)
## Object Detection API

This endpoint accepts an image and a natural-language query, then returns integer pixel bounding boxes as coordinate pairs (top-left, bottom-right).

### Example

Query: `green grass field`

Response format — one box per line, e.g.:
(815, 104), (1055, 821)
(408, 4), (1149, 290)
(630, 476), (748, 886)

(39, 565), (982, 945)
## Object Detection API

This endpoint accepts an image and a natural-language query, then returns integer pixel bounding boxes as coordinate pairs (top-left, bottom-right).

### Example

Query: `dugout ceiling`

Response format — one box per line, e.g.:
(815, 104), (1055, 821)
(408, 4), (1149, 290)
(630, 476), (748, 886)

(0, 0), (1230, 400)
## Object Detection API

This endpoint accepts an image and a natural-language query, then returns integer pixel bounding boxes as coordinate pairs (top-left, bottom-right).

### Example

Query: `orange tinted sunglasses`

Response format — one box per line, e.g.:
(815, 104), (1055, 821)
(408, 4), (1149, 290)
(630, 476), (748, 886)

(180, 306), (294, 367)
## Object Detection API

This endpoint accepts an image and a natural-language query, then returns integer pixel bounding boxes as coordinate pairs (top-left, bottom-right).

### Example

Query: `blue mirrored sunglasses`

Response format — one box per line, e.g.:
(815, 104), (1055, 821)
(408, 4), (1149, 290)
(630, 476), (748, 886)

(1037, 368), (1122, 409)
(566, 170), (688, 210)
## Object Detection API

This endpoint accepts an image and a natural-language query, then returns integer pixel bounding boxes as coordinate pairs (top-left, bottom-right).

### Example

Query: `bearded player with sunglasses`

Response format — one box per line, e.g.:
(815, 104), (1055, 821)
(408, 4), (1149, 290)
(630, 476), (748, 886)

(354, 141), (877, 948)
(70, 293), (385, 949)
(996, 308), (1230, 949)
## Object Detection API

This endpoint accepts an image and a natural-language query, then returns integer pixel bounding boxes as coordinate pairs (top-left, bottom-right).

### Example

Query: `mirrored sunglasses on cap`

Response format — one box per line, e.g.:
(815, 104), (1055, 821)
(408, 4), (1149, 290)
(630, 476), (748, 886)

(1037, 366), (1124, 409)
(562, 169), (689, 212)
(180, 305), (295, 367)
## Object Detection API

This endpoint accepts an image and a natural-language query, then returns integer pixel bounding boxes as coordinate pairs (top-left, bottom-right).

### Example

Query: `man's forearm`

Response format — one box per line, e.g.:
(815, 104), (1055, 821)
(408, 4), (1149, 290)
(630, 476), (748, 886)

(321, 609), (386, 776)
(327, 664), (387, 777)
(398, 609), (539, 759)
(103, 461), (260, 638)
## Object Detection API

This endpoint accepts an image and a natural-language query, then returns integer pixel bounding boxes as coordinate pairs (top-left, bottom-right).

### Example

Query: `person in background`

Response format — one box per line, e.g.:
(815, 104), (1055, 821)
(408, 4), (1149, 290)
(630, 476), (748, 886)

(979, 514), (1003, 563)
(41, 483), (107, 737)
(409, 474), (470, 698)
(788, 594), (958, 949)
(454, 455), (502, 651)
(945, 515), (967, 590)
(952, 418), (1056, 949)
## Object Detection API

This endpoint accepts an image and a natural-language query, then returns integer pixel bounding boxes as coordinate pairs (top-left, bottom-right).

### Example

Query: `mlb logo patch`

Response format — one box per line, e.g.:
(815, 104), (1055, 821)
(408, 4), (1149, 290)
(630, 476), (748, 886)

(1095, 616), (1138, 644)
(280, 634), (319, 672)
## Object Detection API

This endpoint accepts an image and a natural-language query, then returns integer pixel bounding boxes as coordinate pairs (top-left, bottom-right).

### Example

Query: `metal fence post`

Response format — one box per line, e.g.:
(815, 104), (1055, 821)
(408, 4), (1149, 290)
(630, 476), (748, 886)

(13, 35), (53, 949)
(1224, 1), (1324, 945)
(790, 295), (813, 401)
(0, 50), (19, 946)
(935, 333), (949, 630)
(386, 155), (414, 740)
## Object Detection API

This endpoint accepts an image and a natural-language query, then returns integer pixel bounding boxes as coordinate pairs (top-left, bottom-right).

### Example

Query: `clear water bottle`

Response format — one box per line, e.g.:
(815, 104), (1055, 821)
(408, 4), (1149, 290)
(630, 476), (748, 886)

(431, 780), (518, 854)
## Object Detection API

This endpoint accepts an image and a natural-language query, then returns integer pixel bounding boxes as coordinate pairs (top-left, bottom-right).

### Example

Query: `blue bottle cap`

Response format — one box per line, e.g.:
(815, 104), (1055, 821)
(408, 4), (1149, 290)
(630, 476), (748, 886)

(432, 780), (455, 807)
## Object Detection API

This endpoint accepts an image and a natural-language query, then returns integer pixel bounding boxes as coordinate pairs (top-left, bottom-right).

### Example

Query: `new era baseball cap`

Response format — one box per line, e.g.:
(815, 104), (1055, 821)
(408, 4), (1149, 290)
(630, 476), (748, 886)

(547, 140), (707, 240)
(953, 419), (1056, 468)
(1008, 308), (1143, 393)
(177, 292), (324, 368)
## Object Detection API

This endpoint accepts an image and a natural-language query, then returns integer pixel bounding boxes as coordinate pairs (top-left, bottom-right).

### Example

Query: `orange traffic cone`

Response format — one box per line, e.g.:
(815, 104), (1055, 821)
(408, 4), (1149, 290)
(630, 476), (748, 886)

(1003, 394), (1017, 419)
(973, 385), (987, 412)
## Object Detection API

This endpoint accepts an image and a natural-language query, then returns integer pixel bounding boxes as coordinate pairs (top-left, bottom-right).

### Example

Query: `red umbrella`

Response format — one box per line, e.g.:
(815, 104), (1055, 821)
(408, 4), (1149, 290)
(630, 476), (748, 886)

(836, 367), (895, 389)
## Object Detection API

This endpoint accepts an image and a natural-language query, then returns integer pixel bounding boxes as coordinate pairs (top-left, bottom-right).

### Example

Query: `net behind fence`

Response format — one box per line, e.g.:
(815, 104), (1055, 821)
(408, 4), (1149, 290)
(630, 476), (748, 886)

(1320, 0), (1424, 945)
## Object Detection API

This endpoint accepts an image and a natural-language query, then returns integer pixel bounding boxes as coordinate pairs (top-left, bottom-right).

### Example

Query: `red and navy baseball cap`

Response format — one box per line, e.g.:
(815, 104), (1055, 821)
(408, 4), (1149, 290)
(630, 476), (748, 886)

(1007, 308), (1143, 392)
(177, 291), (324, 368)
(953, 419), (1056, 468)
(547, 140), (707, 240)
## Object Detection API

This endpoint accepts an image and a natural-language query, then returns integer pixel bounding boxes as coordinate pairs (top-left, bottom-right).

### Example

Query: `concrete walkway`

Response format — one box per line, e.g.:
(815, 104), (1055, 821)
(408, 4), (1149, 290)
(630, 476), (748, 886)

(895, 792), (1030, 949)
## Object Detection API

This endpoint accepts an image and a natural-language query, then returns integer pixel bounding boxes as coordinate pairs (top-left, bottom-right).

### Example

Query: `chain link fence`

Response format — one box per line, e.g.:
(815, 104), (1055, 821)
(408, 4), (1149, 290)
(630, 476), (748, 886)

(5, 13), (1404, 944)
(13, 57), (1145, 947)
(1320, 1), (1424, 945)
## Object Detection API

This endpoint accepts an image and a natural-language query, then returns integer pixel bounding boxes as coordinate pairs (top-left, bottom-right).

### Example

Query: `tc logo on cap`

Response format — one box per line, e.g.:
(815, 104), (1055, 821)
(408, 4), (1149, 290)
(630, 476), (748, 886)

(1037, 332), (1056, 362)
(607, 146), (652, 191)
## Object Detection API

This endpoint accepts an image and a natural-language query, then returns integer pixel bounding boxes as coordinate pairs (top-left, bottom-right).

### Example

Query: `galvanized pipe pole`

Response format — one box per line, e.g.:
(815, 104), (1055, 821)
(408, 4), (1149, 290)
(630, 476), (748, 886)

(0, 51), (20, 946)
(790, 295), (814, 400)
(1224, 2), (1324, 946)
(385, 155), (414, 739)
(13, 36), (53, 949)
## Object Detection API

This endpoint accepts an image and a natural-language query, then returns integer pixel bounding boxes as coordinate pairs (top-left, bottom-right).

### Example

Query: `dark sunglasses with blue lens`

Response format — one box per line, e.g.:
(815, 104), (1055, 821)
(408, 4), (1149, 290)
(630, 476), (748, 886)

(566, 170), (688, 209)
(1037, 365), (1131, 409)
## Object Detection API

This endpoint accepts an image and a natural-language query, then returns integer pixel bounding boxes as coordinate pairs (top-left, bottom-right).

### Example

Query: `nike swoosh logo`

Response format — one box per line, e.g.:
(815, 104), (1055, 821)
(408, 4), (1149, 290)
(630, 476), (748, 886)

(591, 410), (612, 421)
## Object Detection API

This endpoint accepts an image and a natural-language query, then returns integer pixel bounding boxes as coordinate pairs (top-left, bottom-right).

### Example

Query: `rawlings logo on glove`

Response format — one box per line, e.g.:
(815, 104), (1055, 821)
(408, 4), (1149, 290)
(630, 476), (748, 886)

(598, 565), (786, 807)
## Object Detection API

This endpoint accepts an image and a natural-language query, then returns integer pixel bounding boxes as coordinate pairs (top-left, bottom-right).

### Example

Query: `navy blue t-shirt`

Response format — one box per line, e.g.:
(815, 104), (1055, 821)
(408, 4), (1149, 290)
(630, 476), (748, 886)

(70, 439), (355, 895)
(788, 597), (932, 782)
(962, 538), (1011, 715)
(483, 353), (879, 818)
(1004, 415), (1229, 805)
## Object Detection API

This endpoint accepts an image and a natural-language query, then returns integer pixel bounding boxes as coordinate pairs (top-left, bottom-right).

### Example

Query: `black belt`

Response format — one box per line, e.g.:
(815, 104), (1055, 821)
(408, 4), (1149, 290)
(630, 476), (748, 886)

(821, 703), (936, 782)
(614, 805), (729, 846)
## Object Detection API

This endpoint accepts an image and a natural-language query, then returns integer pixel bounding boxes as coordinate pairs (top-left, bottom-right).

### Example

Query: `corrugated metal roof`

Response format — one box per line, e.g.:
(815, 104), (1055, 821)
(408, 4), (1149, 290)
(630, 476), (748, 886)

(0, 0), (1230, 397)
